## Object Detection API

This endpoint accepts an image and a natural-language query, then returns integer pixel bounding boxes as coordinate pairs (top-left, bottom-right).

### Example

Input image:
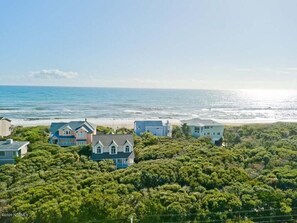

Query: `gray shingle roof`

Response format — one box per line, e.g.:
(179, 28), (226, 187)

(50, 120), (96, 134)
(92, 151), (135, 160)
(0, 140), (29, 151)
(92, 134), (134, 147)
(182, 118), (223, 127)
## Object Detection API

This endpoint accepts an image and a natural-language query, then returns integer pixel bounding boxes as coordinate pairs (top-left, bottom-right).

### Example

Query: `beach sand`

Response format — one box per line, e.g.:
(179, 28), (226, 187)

(11, 118), (297, 128)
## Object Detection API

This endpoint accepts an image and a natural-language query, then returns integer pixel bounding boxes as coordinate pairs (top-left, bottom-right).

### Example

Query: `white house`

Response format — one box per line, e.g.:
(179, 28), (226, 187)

(0, 139), (30, 165)
(182, 118), (224, 144)
(91, 134), (134, 168)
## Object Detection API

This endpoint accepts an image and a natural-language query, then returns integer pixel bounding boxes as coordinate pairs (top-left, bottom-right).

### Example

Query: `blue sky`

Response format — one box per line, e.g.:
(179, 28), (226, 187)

(0, 0), (297, 89)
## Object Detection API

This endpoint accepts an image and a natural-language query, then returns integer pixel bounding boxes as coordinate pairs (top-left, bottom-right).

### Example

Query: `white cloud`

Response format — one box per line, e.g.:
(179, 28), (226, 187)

(30, 69), (78, 79)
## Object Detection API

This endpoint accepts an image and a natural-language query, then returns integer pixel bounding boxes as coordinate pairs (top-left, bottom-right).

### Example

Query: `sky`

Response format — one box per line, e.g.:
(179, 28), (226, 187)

(0, 0), (297, 90)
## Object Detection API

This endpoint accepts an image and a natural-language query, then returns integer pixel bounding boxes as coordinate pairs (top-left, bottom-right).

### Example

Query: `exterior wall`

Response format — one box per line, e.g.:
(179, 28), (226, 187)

(86, 133), (93, 144)
(93, 144), (133, 154)
(0, 150), (16, 164)
(189, 125), (224, 143)
(58, 138), (76, 147)
(145, 126), (166, 136)
(20, 145), (28, 157)
(58, 128), (74, 136)
(135, 122), (171, 137)
(189, 126), (201, 138)
(0, 120), (12, 137)
(114, 157), (134, 168)
(75, 129), (88, 140)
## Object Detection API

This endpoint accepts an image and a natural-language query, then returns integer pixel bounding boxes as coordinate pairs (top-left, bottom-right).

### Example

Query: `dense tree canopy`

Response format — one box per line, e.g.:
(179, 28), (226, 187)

(1, 123), (297, 222)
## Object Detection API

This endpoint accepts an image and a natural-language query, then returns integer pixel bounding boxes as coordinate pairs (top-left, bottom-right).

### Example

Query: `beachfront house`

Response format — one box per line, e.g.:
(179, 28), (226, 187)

(91, 134), (134, 168)
(0, 139), (29, 165)
(49, 119), (97, 147)
(0, 117), (12, 137)
(182, 118), (224, 145)
(134, 120), (172, 137)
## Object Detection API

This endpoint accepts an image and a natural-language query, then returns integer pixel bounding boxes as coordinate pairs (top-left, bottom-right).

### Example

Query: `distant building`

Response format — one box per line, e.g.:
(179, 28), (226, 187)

(182, 118), (224, 144)
(0, 139), (29, 165)
(92, 134), (134, 168)
(49, 119), (96, 147)
(0, 117), (12, 137)
(134, 120), (172, 137)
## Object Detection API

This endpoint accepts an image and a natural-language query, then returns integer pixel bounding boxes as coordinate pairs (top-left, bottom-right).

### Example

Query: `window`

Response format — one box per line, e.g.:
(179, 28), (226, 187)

(205, 126), (209, 129)
(213, 132), (216, 135)
(96, 147), (101, 154)
(110, 146), (116, 154)
(0, 151), (5, 156)
(207, 133), (210, 135)
(77, 131), (85, 137)
(217, 132), (221, 135)
(194, 127), (200, 133)
(63, 129), (71, 135)
(125, 145), (130, 152)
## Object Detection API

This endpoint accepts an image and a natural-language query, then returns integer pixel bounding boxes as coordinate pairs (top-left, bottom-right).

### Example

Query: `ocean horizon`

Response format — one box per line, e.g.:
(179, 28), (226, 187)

(1, 85), (297, 126)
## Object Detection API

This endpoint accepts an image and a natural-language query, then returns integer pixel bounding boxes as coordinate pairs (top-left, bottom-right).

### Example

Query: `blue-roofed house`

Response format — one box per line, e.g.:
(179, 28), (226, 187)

(91, 134), (134, 168)
(0, 139), (29, 165)
(49, 119), (97, 147)
(134, 120), (172, 137)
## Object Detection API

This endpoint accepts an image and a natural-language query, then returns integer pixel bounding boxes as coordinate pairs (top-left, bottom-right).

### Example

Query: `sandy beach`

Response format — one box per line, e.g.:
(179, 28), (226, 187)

(10, 118), (297, 128)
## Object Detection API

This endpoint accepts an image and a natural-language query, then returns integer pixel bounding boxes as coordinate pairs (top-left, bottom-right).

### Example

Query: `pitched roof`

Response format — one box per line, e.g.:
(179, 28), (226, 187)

(182, 118), (223, 127)
(0, 117), (11, 122)
(93, 134), (134, 147)
(92, 151), (135, 160)
(134, 120), (165, 126)
(0, 140), (29, 151)
(50, 120), (96, 134)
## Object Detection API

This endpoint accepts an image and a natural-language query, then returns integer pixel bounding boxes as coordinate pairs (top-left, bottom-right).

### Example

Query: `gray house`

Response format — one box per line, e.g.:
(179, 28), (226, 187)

(0, 139), (29, 165)
(182, 118), (224, 144)
(92, 134), (134, 168)
(134, 120), (172, 137)
(0, 117), (12, 137)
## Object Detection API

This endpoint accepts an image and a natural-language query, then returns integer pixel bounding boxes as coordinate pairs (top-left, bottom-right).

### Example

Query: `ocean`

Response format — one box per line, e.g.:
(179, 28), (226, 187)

(1, 86), (297, 126)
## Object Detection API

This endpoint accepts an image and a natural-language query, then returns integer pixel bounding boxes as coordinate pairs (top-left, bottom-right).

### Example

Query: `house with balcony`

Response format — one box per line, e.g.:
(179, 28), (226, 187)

(0, 139), (29, 165)
(0, 117), (12, 137)
(134, 120), (172, 137)
(91, 134), (134, 168)
(182, 118), (224, 145)
(49, 119), (96, 147)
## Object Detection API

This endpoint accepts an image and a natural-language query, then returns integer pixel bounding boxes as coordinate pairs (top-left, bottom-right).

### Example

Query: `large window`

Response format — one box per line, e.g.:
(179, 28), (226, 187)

(125, 145), (130, 152)
(111, 146), (116, 154)
(0, 151), (5, 156)
(194, 127), (200, 133)
(97, 147), (101, 154)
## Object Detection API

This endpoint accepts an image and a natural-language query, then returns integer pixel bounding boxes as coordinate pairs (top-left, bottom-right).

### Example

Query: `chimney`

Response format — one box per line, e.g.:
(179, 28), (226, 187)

(6, 139), (13, 144)
(85, 118), (88, 122)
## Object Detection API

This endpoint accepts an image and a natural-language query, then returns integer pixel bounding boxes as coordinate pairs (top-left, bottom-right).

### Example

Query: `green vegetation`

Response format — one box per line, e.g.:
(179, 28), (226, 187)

(1, 123), (297, 222)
